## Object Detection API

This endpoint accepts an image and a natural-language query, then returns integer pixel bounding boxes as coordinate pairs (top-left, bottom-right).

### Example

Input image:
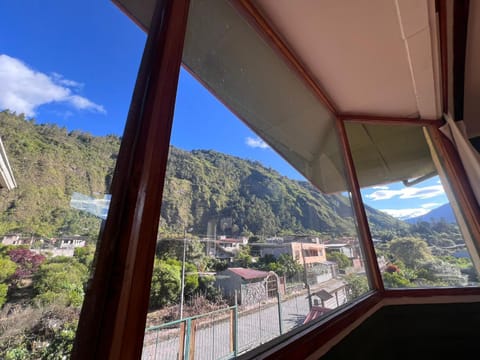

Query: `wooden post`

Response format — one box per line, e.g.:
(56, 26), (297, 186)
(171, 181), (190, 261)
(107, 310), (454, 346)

(71, 1), (190, 359)
(229, 308), (235, 353)
(189, 319), (197, 360)
(178, 321), (186, 360)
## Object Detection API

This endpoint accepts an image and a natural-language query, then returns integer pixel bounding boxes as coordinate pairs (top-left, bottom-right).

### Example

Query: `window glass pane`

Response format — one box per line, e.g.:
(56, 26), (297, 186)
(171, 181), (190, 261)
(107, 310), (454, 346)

(0, 2), (145, 358)
(143, 71), (371, 358)
(142, 0), (372, 354)
(345, 123), (480, 289)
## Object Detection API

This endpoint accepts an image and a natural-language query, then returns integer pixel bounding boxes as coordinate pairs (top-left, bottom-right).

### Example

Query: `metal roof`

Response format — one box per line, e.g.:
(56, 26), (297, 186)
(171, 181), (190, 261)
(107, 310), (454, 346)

(227, 267), (270, 280)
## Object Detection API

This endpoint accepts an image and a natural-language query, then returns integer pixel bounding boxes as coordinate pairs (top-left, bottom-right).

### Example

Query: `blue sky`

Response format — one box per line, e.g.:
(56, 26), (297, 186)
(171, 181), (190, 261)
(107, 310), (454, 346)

(0, 1), (449, 219)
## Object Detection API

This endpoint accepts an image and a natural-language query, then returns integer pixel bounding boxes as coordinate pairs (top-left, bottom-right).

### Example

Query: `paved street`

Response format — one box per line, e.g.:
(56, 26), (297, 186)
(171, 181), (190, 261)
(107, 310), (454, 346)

(141, 288), (346, 360)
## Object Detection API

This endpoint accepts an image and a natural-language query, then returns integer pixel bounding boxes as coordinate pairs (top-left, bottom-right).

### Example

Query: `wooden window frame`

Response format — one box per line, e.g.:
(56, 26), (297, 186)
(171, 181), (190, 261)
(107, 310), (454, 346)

(72, 1), (190, 358)
(72, 0), (480, 359)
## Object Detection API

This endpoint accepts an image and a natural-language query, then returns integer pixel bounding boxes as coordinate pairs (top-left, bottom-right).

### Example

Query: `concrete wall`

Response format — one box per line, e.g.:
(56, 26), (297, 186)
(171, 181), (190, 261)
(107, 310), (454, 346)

(260, 245), (290, 259)
(215, 270), (243, 302)
(32, 248), (75, 257)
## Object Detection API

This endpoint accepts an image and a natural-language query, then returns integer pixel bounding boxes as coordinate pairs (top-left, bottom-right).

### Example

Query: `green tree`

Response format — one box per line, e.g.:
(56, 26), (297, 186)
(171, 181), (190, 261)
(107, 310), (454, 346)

(326, 252), (352, 270)
(276, 254), (303, 278)
(73, 245), (96, 269)
(198, 275), (223, 302)
(382, 271), (411, 288)
(344, 274), (369, 300)
(33, 257), (88, 307)
(156, 238), (206, 269)
(234, 246), (252, 267)
(149, 258), (181, 309)
(389, 237), (432, 269)
(0, 256), (17, 307)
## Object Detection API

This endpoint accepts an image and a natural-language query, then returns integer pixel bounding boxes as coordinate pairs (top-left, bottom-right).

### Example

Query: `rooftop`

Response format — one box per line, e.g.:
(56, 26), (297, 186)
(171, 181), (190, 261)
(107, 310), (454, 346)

(227, 267), (270, 280)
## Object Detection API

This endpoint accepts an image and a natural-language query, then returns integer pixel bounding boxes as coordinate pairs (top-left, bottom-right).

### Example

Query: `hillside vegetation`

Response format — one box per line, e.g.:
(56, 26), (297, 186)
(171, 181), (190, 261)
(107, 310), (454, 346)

(0, 110), (406, 240)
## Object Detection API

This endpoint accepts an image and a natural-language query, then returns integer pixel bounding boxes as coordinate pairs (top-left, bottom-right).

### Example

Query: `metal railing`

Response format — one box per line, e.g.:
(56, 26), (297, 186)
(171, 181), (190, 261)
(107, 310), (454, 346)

(142, 291), (313, 359)
(143, 306), (238, 360)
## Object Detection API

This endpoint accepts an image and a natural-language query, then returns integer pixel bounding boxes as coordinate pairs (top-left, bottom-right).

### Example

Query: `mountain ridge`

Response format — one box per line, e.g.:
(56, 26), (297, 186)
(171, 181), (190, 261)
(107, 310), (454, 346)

(0, 110), (407, 240)
(406, 203), (455, 224)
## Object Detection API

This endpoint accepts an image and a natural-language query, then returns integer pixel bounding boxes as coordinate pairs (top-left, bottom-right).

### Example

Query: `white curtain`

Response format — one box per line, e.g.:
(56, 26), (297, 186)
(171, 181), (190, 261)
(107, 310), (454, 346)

(440, 114), (480, 206)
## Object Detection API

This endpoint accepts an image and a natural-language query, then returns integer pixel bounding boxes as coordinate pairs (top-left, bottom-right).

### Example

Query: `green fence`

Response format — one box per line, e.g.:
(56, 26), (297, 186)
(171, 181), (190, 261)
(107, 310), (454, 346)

(142, 290), (310, 359)
(142, 306), (238, 360)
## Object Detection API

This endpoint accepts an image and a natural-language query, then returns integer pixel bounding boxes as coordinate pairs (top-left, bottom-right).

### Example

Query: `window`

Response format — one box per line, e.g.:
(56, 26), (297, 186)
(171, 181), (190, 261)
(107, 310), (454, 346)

(0, 2), (145, 358)
(345, 123), (479, 289)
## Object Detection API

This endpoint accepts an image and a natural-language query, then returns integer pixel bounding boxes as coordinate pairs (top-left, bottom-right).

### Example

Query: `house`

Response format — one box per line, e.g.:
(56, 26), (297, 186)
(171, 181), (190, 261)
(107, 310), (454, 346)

(324, 243), (355, 259)
(215, 267), (280, 305)
(261, 241), (326, 265)
(283, 235), (322, 244)
(59, 237), (87, 249)
(210, 236), (248, 261)
(324, 242), (364, 272)
(1, 234), (31, 246)
(73, 1), (480, 359)
(261, 242), (337, 284)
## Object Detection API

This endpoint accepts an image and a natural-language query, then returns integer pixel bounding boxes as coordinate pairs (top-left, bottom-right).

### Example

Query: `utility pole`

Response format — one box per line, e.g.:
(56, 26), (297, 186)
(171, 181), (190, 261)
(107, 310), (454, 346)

(180, 225), (187, 319)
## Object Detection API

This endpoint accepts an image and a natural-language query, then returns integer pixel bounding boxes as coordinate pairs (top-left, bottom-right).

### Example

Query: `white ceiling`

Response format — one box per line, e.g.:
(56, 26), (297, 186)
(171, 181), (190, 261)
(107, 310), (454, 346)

(464, 0), (480, 138)
(256, 0), (441, 119)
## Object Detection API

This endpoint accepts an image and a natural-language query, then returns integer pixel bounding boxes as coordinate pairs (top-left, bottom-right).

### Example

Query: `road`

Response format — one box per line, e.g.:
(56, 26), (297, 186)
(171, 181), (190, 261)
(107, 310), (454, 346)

(142, 291), (332, 360)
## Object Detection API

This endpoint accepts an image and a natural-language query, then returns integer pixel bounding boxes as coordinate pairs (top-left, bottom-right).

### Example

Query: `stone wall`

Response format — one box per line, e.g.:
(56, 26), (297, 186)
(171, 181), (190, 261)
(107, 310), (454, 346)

(241, 281), (267, 305)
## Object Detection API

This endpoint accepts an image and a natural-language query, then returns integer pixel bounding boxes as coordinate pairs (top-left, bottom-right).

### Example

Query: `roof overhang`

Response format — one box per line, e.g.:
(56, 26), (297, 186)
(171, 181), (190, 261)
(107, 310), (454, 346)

(113, 0), (478, 191)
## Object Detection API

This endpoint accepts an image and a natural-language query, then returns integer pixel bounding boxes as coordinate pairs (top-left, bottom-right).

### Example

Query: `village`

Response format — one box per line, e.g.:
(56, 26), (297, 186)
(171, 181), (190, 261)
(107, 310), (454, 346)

(1, 231), (387, 310)
(1, 228), (388, 359)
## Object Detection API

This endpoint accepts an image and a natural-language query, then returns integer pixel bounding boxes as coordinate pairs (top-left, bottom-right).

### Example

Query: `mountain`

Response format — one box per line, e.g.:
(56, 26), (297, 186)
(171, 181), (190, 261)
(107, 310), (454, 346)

(161, 147), (407, 238)
(407, 203), (455, 224)
(0, 111), (407, 240)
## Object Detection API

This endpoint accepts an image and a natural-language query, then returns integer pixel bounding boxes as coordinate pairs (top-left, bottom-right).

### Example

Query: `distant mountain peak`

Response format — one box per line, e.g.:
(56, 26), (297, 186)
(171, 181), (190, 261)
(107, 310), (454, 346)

(406, 203), (455, 224)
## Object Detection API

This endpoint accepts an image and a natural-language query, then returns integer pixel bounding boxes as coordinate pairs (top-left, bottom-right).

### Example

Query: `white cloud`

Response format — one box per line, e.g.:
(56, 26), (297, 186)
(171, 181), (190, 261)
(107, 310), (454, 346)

(380, 208), (430, 220)
(51, 72), (83, 89)
(246, 136), (270, 149)
(68, 95), (105, 113)
(372, 185), (389, 190)
(366, 185), (444, 201)
(421, 202), (441, 209)
(0, 54), (105, 116)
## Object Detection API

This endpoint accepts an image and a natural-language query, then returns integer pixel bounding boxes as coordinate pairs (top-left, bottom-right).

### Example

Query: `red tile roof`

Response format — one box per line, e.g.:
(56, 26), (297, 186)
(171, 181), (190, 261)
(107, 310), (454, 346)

(303, 306), (332, 324)
(228, 267), (269, 280)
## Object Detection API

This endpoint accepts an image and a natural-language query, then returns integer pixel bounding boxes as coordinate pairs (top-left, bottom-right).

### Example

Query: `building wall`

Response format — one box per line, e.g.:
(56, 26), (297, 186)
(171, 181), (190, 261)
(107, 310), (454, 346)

(291, 242), (327, 265)
(215, 269), (270, 305)
(260, 245), (290, 259)
(260, 242), (327, 266)
(215, 270), (243, 302)
(32, 248), (75, 257)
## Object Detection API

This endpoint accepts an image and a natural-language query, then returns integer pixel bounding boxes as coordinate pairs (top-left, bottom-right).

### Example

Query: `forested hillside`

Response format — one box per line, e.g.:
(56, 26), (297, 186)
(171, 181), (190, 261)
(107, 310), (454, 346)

(161, 147), (408, 238)
(0, 110), (406, 240)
